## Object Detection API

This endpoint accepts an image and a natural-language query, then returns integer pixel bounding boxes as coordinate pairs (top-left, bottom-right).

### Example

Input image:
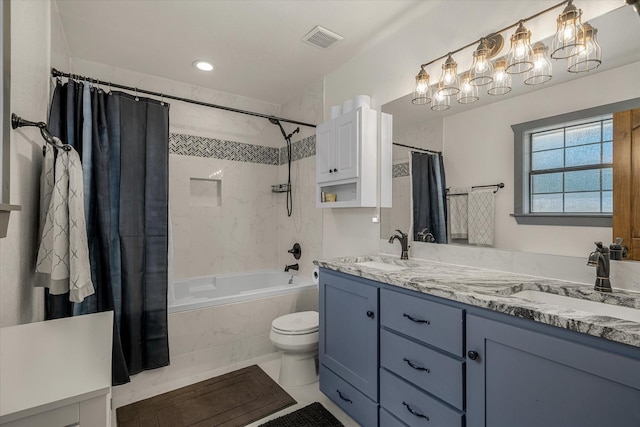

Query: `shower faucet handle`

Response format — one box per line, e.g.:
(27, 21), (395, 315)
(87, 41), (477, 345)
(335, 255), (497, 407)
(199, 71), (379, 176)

(287, 243), (302, 260)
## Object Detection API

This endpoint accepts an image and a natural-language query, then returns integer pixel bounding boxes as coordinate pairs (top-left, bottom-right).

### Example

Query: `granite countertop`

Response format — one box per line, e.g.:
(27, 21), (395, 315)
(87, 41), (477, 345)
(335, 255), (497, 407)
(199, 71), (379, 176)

(315, 254), (640, 348)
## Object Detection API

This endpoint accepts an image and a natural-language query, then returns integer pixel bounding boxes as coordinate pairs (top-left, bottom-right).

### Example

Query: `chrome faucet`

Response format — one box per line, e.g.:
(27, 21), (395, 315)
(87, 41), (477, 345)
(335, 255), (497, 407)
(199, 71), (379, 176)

(587, 242), (612, 293)
(389, 229), (410, 260)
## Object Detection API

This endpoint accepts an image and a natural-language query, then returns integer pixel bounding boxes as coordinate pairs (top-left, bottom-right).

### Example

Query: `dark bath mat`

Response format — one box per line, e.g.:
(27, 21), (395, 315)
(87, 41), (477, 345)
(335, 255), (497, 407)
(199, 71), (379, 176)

(116, 365), (296, 427)
(258, 402), (344, 427)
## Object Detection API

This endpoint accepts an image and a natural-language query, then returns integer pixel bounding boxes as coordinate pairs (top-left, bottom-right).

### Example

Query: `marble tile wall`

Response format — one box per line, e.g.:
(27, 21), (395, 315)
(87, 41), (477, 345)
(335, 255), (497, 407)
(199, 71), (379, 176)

(112, 289), (317, 408)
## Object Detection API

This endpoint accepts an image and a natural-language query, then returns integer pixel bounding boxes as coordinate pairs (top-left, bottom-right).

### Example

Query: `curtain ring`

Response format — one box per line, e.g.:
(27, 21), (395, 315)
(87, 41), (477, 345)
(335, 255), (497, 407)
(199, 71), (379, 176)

(135, 87), (139, 101)
(108, 81), (113, 95)
(160, 93), (165, 106)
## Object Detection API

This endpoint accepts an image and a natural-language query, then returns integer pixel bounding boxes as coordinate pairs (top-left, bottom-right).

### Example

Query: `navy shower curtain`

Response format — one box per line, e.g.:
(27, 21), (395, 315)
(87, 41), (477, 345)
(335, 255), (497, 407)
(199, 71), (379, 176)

(46, 81), (170, 385)
(411, 152), (448, 244)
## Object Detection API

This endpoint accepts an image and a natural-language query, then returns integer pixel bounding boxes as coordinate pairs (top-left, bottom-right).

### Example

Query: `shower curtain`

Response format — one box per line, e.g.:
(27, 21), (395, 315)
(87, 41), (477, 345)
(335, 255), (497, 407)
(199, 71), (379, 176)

(411, 151), (448, 244)
(46, 81), (170, 385)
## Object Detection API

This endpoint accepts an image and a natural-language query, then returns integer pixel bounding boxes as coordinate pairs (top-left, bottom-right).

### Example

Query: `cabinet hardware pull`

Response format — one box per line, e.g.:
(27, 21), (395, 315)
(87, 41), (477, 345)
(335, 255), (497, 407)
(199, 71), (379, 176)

(468, 350), (479, 360)
(333, 168), (338, 172)
(329, 169), (333, 173)
(366, 310), (375, 318)
(337, 389), (352, 403)
(403, 358), (430, 372)
(403, 313), (430, 324)
(403, 401), (429, 420)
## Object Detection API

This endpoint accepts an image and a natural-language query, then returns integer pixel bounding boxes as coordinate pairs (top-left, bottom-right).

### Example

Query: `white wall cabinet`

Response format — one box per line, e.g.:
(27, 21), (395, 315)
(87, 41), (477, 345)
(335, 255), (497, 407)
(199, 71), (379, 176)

(316, 106), (378, 208)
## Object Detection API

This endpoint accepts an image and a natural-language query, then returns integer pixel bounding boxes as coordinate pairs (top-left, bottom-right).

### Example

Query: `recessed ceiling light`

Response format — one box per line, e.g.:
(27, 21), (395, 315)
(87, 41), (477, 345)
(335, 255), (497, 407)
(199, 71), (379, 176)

(193, 60), (214, 71)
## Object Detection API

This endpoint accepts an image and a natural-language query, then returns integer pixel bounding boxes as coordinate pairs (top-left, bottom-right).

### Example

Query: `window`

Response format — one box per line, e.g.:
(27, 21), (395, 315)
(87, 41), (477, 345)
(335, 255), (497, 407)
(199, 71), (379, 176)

(529, 117), (612, 215)
(511, 98), (640, 227)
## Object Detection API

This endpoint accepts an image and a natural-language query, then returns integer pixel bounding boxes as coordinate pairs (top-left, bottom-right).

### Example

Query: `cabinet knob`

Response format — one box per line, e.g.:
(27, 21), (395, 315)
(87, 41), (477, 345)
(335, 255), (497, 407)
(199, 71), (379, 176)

(366, 310), (375, 318)
(468, 350), (479, 360)
(333, 168), (338, 172)
(329, 169), (333, 173)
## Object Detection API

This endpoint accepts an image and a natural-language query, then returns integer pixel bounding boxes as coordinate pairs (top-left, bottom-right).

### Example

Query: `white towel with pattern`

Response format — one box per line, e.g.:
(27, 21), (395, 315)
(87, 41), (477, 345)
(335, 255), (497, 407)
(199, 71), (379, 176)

(448, 187), (470, 239)
(468, 189), (494, 247)
(36, 141), (94, 302)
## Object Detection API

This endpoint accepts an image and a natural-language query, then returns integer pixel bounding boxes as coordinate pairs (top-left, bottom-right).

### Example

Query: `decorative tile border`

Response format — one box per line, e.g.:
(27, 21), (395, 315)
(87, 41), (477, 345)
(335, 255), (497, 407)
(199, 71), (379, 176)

(393, 162), (410, 178)
(169, 133), (316, 166)
(279, 135), (316, 165)
(169, 133), (279, 165)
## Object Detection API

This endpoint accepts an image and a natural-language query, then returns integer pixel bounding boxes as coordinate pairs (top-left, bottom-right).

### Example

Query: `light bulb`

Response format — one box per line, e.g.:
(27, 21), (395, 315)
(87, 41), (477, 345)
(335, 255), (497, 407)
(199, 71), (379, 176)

(444, 72), (454, 85)
(534, 58), (545, 69)
(495, 70), (505, 81)
(462, 82), (472, 93)
(416, 81), (428, 94)
(435, 91), (445, 101)
(562, 25), (575, 42)
(476, 60), (487, 72)
(515, 44), (526, 59)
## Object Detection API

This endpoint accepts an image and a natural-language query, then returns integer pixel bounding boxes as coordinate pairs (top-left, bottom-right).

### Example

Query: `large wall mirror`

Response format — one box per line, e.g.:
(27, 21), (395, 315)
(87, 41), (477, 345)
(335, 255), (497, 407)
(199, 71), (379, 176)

(380, 4), (640, 259)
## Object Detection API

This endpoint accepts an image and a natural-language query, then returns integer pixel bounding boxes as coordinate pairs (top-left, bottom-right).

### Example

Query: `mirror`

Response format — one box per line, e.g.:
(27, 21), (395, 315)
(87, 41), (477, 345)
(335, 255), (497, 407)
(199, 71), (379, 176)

(380, 5), (640, 258)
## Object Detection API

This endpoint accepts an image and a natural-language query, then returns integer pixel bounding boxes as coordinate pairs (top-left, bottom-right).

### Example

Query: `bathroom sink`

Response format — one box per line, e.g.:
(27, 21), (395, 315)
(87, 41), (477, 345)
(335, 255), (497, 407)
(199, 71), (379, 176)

(512, 290), (640, 323)
(355, 261), (408, 272)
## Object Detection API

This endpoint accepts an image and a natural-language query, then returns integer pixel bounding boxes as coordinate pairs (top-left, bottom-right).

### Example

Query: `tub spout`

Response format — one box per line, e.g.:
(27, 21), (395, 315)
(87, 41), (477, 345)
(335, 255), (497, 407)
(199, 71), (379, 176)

(284, 263), (299, 272)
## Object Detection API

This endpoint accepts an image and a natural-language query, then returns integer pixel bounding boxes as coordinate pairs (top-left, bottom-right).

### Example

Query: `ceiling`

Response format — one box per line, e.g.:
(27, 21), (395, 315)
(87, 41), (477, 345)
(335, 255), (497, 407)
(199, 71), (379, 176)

(54, 0), (425, 105)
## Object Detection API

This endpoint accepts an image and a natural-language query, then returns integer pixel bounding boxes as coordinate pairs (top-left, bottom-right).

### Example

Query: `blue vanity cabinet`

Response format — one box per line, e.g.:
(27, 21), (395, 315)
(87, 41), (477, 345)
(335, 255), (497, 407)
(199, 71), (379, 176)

(319, 269), (379, 427)
(466, 313), (640, 427)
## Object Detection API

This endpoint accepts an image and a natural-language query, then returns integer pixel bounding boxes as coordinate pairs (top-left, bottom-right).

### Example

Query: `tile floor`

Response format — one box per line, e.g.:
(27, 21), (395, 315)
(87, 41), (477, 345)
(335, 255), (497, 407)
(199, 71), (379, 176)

(111, 353), (359, 426)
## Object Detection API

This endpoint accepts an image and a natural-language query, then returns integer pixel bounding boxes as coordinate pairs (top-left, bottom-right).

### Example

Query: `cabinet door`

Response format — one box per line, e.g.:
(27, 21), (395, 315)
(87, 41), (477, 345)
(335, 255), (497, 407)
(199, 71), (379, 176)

(334, 110), (359, 181)
(467, 314), (640, 427)
(319, 270), (378, 400)
(316, 121), (335, 183)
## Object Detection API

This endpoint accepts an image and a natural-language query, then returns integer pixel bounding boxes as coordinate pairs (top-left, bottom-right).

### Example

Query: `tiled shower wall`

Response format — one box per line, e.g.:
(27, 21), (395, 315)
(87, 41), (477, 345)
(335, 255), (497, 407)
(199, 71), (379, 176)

(170, 132), (318, 280)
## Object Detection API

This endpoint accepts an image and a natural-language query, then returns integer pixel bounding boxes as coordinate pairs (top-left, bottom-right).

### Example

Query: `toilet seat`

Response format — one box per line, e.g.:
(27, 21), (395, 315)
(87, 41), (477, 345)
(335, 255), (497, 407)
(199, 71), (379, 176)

(271, 311), (319, 335)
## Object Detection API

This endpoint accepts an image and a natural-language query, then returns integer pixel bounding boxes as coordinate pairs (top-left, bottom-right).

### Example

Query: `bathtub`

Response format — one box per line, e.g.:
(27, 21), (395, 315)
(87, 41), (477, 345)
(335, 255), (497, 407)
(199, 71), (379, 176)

(168, 269), (316, 313)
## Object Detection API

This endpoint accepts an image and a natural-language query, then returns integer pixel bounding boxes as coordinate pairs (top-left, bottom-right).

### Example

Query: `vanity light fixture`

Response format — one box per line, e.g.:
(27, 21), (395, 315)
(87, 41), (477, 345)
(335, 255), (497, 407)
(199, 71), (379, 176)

(410, 0), (604, 111)
(193, 60), (214, 71)
(567, 23), (602, 73)
(488, 59), (512, 96)
(524, 43), (553, 85)
(437, 54), (460, 96)
(551, 0), (584, 59)
(431, 84), (451, 111)
(412, 66), (432, 105)
(458, 72), (479, 104)
(469, 38), (496, 86)
(506, 21), (534, 74)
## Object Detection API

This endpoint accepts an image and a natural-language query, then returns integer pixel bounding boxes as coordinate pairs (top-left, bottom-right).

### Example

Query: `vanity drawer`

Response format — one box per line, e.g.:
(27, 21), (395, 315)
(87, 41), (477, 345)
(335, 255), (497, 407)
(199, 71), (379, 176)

(380, 369), (463, 427)
(380, 329), (464, 409)
(319, 364), (378, 427)
(380, 408), (409, 427)
(380, 289), (464, 356)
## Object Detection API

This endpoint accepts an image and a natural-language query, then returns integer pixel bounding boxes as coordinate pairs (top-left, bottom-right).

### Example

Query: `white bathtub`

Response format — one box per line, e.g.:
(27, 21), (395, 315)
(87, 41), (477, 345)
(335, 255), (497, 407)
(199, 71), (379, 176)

(168, 269), (316, 313)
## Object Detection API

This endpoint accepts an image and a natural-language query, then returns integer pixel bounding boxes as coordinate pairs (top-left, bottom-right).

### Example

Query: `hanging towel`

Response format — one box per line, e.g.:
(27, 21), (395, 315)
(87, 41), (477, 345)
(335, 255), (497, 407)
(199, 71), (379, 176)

(38, 144), (55, 240)
(468, 189), (495, 246)
(36, 141), (94, 302)
(448, 187), (470, 239)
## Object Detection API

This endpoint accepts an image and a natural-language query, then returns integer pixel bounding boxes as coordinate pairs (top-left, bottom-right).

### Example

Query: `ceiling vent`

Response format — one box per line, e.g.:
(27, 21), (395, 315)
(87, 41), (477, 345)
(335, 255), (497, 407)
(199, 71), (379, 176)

(301, 25), (344, 49)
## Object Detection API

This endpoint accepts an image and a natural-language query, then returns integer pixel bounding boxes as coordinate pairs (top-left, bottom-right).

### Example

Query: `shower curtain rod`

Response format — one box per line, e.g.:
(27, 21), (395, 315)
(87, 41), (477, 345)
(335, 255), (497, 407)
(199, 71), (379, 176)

(393, 142), (442, 155)
(51, 68), (317, 129)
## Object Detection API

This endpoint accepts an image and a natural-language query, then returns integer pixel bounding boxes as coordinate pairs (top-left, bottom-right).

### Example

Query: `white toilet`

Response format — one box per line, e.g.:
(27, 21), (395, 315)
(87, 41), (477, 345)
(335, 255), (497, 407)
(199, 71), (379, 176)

(269, 311), (319, 387)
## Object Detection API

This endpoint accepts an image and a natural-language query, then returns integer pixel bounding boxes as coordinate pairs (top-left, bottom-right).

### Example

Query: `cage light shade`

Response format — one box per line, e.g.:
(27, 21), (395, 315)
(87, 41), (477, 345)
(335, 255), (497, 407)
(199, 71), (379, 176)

(487, 59), (512, 96)
(470, 39), (494, 86)
(458, 72), (479, 104)
(567, 23), (602, 73)
(524, 42), (552, 85)
(506, 21), (534, 74)
(551, 0), (584, 59)
(431, 84), (451, 111)
(437, 54), (460, 96)
(412, 67), (432, 105)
